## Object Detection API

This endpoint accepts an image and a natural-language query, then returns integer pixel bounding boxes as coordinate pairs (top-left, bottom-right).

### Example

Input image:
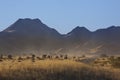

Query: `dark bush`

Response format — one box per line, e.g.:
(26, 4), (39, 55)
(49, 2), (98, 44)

(0, 54), (3, 59)
(110, 56), (120, 68)
(32, 54), (36, 62)
(64, 55), (68, 59)
(42, 54), (47, 59)
(8, 55), (13, 59)
(18, 56), (23, 62)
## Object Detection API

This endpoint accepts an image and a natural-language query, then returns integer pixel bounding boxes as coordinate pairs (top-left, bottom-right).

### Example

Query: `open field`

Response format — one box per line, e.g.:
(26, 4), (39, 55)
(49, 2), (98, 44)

(0, 55), (120, 80)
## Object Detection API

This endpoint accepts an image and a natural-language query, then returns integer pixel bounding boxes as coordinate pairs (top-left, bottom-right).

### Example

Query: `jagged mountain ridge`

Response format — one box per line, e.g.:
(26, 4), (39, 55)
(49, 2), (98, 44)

(0, 18), (120, 55)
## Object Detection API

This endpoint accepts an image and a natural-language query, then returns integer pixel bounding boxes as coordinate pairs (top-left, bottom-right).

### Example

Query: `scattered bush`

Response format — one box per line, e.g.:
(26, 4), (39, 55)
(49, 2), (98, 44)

(32, 54), (35, 62)
(36, 56), (41, 60)
(64, 55), (68, 59)
(110, 57), (120, 68)
(59, 54), (63, 59)
(0, 54), (3, 59)
(55, 55), (59, 59)
(18, 56), (23, 62)
(47, 55), (52, 59)
(81, 54), (86, 58)
(100, 54), (108, 57)
(42, 54), (47, 59)
(8, 54), (13, 59)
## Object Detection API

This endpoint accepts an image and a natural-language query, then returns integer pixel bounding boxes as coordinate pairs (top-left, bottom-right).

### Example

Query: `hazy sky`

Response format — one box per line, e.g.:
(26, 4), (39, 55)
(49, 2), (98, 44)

(0, 0), (120, 34)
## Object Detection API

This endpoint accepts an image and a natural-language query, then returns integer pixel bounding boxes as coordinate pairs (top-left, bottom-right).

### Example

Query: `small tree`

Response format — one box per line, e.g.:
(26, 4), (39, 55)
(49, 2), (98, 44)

(0, 59), (3, 62)
(42, 54), (47, 59)
(18, 56), (23, 62)
(26, 56), (31, 59)
(60, 54), (63, 58)
(47, 55), (52, 59)
(55, 55), (59, 59)
(32, 54), (35, 58)
(0, 54), (3, 59)
(64, 55), (68, 59)
(8, 54), (12, 59)
(36, 56), (41, 60)
(117, 57), (120, 60)
(32, 54), (35, 62)
(73, 56), (76, 59)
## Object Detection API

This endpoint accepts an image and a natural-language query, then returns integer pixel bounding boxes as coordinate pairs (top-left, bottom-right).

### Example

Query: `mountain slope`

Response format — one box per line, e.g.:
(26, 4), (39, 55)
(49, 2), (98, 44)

(0, 18), (120, 55)
(0, 18), (62, 54)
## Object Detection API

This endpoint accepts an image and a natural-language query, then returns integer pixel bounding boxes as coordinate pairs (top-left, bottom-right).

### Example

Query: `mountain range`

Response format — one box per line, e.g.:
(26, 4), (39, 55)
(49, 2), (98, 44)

(0, 18), (120, 55)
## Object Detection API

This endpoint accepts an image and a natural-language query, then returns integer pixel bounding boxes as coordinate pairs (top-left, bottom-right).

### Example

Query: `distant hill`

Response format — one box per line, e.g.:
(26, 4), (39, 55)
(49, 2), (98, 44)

(0, 18), (120, 55)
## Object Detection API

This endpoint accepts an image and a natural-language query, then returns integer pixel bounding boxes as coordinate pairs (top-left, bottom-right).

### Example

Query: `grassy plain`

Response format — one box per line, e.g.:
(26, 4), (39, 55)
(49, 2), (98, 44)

(0, 57), (120, 80)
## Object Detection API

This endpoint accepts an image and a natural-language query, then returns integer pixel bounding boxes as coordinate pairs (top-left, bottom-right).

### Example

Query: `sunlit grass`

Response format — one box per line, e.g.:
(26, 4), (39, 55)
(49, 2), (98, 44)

(0, 59), (119, 80)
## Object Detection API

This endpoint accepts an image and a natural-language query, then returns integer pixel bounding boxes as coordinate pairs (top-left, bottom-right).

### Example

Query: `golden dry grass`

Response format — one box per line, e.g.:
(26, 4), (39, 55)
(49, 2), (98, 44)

(0, 59), (120, 80)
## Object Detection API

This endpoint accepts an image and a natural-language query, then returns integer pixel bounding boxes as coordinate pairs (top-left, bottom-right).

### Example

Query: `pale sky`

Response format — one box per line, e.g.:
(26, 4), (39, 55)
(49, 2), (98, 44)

(0, 0), (120, 34)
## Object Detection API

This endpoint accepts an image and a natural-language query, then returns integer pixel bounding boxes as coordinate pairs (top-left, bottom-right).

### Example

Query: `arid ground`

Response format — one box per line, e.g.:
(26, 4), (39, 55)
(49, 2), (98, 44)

(0, 55), (120, 80)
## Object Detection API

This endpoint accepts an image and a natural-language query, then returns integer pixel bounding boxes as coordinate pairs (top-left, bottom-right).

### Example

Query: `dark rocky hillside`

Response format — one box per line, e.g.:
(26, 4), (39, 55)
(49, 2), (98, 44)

(0, 18), (120, 55)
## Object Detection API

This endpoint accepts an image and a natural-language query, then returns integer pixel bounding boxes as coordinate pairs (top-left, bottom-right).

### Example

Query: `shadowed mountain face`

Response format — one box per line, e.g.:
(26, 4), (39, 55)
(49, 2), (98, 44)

(0, 18), (62, 54)
(65, 26), (92, 44)
(0, 18), (120, 55)
(3, 18), (61, 37)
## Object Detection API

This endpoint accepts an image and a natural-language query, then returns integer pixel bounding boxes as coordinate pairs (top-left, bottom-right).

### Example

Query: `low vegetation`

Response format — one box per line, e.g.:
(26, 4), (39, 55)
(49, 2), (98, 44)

(109, 56), (120, 68)
(0, 54), (119, 80)
(93, 55), (120, 68)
